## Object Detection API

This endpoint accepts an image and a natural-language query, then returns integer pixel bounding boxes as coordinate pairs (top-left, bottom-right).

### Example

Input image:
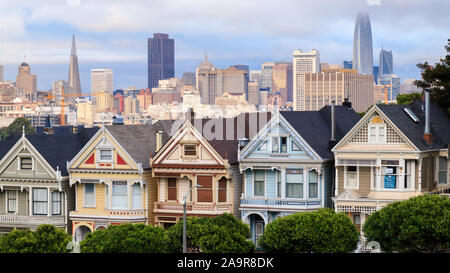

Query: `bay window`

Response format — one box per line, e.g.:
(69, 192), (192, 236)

(197, 176), (213, 202)
(345, 166), (358, 188)
(84, 184), (95, 207)
(7, 190), (17, 213)
(218, 178), (227, 203)
(132, 183), (142, 209)
(309, 170), (318, 198)
(52, 191), (62, 215)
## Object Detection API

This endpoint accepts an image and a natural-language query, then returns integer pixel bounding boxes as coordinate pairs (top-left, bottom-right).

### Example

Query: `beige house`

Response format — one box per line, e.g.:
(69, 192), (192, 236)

(332, 100), (449, 233)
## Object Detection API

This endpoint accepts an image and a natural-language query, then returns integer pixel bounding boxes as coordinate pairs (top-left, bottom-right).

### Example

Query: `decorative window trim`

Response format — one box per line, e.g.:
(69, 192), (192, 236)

(183, 144), (197, 157)
(253, 170), (266, 197)
(7, 190), (18, 213)
(98, 148), (113, 162)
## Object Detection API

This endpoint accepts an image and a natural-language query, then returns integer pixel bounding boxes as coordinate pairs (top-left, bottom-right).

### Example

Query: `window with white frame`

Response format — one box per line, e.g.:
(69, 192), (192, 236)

(271, 137), (279, 153)
(183, 144), (197, 157)
(286, 169), (303, 198)
(84, 184), (95, 207)
(52, 191), (61, 215)
(403, 160), (413, 189)
(99, 149), (112, 161)
(132, 183), (141, 209)
(309, 170), (318, 198)
(438, 157), (448, 184)
(7, 190), (17, 213)
(33, 188), (47, 215)
(345, 166), (358, 188)
(254, 170), (265, 196)
(112, 181), (127, 209)
(368, 125), (386, 143)
(271, 137), (288, 153)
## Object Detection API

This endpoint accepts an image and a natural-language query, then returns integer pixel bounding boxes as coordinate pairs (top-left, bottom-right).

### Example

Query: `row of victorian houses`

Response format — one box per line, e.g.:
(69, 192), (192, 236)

(0, 96), (448, 246)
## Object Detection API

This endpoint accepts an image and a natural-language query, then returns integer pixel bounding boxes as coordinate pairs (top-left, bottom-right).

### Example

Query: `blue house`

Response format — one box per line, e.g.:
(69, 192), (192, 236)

(238, 105), (360, 246)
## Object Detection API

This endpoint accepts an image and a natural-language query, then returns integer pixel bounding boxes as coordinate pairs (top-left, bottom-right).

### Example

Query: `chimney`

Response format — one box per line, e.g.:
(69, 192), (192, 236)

(423, 91), (432, 144)
(156, 130), (163, 151)
(342, 97), (352, 108)
(328, 101), (338, 150)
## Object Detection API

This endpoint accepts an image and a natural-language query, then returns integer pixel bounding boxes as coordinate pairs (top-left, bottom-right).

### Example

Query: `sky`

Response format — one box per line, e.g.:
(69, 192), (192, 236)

(0, 0), (448, 93)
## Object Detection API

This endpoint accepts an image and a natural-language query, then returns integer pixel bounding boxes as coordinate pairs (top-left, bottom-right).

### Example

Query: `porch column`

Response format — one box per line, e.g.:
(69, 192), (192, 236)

(47, 187), (51, 216)
(28, 187), (33, 216)
(281, 167), (286, 198)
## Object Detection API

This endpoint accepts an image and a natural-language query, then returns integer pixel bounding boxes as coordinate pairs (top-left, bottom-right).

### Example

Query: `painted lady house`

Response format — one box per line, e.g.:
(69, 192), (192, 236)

(332, 93), (450, 234)
(68, 120), (173, 241)
(238, 104), (360, 246)
(0, 126), (98, 234)
(150, 113), (270, 228)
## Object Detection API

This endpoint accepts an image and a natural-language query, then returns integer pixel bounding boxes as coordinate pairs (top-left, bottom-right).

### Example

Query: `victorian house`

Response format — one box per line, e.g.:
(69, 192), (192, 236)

(238, 105), (360, 246)
(332, 97), (449, 234)
(0, 127), (97, 234)
(150, 113), (270, 228)
(68, 121), (173, 241)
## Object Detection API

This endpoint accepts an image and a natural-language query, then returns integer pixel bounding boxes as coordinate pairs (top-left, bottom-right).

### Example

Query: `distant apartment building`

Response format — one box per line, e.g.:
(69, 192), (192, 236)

(91, 69), (113, 102)
(293, 49), (320, 110)
(136, 88), (152, 111)
(261, 62), (275, 91)
(16, 62), (37, 101)
(123, 96), (140, 116)
(272, 62), (293, 105)
(195, 52), (214, 91)
(113, 93), (125, 114)
(52, 80), (69, 97)
(247, 81), (260, 105)
(181, 72), (196, 86)
(197, 66), (248, 105)
(379, 74), (400, 101)
(249, 70), (262, 85)
(95, 91), (114, 111)
(342, 61), (353, 69)
(299, 71), (374, 113)
(0, 81), (17, 102)
(215, 92), (248, 110)
(148, 33), (175, 89)
(77, 101), (96, 125)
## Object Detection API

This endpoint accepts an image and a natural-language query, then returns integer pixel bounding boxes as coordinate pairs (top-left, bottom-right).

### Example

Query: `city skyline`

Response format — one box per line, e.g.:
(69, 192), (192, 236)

(0, 0), (448, 92)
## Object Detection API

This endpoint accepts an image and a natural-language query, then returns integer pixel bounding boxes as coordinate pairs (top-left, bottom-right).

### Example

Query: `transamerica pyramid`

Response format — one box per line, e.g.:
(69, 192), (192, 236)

(68, 35), (82, 96)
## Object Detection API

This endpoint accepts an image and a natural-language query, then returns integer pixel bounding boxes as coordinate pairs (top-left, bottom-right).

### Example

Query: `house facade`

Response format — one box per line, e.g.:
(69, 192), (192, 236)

(0, 127), (97, 234)
(68, 121), (173, 241)
(239, 106), (360, 246)
(151, 113), (270, 228)
(332, 100), (450, 234)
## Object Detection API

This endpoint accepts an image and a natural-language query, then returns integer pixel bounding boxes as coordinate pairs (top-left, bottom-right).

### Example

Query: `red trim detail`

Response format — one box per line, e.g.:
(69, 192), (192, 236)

(85, 153), (95, 164)
(117, 154), (127, 165)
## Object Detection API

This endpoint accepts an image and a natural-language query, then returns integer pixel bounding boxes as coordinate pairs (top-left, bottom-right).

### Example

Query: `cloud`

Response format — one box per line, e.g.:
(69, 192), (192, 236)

(367, 0), (381, 6)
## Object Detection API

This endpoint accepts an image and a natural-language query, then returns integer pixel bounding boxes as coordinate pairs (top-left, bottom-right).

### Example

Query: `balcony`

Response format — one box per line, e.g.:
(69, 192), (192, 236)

(0, 214), (65, 227)
(240, 196), (321, 210)
(154, 202), (232, 215)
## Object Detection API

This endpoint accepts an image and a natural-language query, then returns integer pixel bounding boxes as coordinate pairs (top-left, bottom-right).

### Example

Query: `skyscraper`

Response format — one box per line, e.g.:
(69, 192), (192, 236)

(379, 49), (393, 75)
(91, 69), (114, 101)
(353, 12), (373, 75)
(16, 62), (37, 101)
(147, 33), (175, 89)
(0, 65), (4, 82)
(68, 35), (82, 96)
(292, 49), (320, 110)
(261, 62), (275, 91)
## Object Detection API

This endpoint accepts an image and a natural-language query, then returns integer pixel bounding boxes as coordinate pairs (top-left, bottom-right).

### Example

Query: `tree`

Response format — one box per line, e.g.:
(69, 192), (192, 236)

(0, 229), (37, 253)
(258, 209), (359, 253)
(80, 223), (169, 253)
(363, 194), (450, 253)
(33, 224), (72, 253)
(396, 93), (422, 105)
(414, 39), (450, 116)
(167, 213), (254, 253)
(1, 117), (35, 140)
(0, 224), (71, 253)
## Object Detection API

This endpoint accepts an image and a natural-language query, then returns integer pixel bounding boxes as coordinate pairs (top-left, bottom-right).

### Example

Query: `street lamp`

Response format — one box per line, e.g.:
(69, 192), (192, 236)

(183, 184), (202, 253)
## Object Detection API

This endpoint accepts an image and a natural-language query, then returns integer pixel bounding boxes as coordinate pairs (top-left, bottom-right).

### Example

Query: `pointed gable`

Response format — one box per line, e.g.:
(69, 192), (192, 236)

(333, 105), (419, 152)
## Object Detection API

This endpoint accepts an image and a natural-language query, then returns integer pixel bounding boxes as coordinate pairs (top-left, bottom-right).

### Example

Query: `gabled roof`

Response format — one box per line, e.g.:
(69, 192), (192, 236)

(188, 112), (271, 164)
(105, 120), (175, 169)
(377, 101), (450, 151)
(281, 106), (360, 159)
(0, 127), (99, 177)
